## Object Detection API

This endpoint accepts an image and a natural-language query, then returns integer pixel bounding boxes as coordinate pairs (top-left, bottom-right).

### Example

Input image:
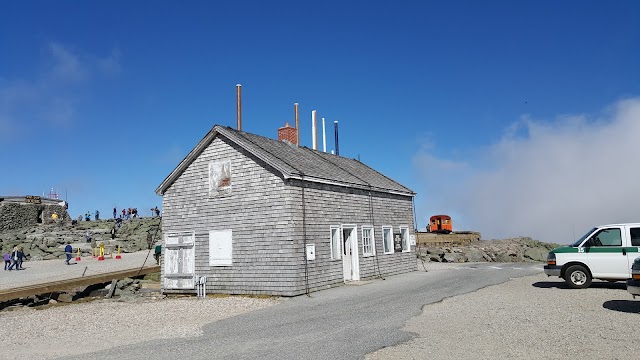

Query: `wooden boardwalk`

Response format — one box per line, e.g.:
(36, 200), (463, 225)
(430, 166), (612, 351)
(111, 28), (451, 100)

(0, 265), (160, 302)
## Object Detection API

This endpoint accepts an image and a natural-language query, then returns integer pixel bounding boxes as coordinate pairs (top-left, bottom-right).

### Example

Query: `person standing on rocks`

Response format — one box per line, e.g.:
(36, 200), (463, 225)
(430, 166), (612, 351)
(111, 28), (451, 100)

(113, 207), (117, 219)
(85, 230), (92, 243)
(111, 227), (117, 240)
(3, 250), (10, 270)
(155, 206), (160, 217)
(64, 242), (73, 265)
(95, 210), (100, 221)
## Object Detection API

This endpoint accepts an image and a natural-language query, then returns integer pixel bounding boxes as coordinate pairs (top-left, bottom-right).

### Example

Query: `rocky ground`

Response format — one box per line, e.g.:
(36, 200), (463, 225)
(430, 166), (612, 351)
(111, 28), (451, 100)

(0, 217), (162, 260)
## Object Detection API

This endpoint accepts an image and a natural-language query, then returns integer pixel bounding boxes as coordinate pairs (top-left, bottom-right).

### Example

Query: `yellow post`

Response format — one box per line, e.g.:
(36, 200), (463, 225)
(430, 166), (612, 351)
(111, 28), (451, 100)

(75, 247), (81, 261)
(98, 242), (105, 261)
(115, 244), (122, 259)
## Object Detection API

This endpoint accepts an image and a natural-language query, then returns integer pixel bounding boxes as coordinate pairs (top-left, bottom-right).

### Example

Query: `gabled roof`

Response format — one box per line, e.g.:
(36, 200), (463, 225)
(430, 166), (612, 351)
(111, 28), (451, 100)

(156, 125), (415, 197)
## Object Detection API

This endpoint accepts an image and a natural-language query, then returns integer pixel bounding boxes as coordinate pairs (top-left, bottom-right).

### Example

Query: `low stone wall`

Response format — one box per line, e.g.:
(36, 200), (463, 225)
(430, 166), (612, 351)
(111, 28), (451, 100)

(0, 202), (70, 231)
(416, 231), (481, 246)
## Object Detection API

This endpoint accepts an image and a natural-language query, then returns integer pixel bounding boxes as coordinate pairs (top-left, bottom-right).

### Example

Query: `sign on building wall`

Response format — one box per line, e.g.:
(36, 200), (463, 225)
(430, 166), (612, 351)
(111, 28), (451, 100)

(25, 195), (41, 204)
(393, 232), (403, 253)
(208, 161), (232, 197)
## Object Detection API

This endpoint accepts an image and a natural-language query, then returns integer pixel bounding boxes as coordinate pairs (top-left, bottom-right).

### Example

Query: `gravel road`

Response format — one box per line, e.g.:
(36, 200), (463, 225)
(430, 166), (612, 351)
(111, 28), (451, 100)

(4, 264), (639, 360)
(367, 272), (640, 360)
(1, 296), (280, 360)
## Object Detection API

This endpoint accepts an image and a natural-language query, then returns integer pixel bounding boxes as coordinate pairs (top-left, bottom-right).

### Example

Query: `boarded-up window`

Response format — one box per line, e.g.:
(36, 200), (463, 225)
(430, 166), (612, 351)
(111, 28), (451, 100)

(209, 161), (232, 197)
(209, 230), (232, 266)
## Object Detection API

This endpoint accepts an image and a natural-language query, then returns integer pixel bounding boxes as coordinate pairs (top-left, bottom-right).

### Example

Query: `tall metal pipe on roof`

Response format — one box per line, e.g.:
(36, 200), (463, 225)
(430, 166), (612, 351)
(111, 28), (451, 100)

(236, 84), (242, 131)
(334, 120), (339, 156)
(294, 103), (299, 145)
(312, 110), (317, 150)
(322, 117), (326, 152)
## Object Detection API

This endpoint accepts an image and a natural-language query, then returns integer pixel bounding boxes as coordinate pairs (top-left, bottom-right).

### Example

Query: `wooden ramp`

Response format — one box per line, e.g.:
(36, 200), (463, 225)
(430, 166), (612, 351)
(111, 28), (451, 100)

(0, 265), (160, 302)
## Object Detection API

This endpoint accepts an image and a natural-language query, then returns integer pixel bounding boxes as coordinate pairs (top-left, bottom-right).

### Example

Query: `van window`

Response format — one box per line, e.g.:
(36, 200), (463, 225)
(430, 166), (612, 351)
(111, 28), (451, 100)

(630, 228), (640, 246)
(590, 228), (622, 247)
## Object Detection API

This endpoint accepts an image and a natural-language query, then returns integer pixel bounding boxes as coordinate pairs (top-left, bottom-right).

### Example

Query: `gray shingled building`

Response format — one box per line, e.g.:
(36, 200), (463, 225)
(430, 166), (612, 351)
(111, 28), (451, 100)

(156, 125), (416, 296)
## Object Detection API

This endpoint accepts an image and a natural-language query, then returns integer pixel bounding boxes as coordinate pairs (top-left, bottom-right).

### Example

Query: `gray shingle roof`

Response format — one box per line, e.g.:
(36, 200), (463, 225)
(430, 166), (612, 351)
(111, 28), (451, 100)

(156, 125), (415, 197)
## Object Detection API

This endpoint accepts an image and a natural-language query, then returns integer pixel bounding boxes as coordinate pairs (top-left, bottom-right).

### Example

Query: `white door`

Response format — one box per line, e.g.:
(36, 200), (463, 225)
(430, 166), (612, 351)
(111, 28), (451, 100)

(164, 232), (195, 289)
(342, 226), (359, 281)
(586, 227), (629, 279)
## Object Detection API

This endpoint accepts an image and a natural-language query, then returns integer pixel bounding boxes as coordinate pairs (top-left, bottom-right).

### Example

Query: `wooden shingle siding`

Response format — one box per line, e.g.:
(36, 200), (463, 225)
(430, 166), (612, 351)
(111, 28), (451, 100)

(162, 137), (301, 296)
(160, 127), (416, 296)
(286, 180), (415, 293)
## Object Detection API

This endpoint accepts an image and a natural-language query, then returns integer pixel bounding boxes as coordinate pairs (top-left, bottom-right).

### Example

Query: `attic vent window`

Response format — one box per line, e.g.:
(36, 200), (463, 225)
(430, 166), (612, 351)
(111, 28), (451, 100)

(209, 160), (232, 197)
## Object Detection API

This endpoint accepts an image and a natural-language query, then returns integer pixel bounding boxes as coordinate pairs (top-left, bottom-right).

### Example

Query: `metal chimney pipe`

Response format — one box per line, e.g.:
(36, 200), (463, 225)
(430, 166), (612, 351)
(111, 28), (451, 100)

(236, 84), (242, 131)
(322, 117), (326, 152)
(294, 103), (299, 145)
(311, 110), (317, 150)
(334, 120), (339, 156)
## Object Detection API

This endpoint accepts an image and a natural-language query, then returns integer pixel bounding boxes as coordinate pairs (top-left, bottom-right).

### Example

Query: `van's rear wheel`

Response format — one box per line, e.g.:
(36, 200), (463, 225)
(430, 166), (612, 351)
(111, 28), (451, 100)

(564, 265), (592, 289)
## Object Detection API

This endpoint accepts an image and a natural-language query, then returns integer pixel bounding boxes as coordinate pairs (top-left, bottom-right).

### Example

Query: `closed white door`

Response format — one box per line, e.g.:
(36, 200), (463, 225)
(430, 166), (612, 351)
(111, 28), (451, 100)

(586, 227), (629, 279)
(164, 233), (195, 289)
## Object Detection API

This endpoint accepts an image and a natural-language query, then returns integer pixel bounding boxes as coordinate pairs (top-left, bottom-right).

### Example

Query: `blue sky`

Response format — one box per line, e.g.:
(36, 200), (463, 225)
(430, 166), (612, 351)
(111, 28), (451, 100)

(1, 1), (638, 242)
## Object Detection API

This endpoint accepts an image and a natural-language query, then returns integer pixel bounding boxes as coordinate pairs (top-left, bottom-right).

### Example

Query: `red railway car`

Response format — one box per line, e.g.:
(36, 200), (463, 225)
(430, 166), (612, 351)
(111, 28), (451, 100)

(429, 215), (452, 233)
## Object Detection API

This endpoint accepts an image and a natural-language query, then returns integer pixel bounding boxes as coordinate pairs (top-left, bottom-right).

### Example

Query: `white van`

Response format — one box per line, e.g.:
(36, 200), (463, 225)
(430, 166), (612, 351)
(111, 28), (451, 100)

(544, 223), (640, 288)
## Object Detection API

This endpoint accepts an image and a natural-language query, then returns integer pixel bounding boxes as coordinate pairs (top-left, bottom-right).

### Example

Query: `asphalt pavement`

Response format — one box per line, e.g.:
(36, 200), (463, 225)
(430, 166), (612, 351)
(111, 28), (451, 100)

(63, 262), (542, 360)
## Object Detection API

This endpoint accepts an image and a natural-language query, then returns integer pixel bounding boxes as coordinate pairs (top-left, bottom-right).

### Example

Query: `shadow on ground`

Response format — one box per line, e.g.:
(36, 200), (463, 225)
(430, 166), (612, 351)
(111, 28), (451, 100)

(532, 281), (627, 290)
(602, 300), (640, 314)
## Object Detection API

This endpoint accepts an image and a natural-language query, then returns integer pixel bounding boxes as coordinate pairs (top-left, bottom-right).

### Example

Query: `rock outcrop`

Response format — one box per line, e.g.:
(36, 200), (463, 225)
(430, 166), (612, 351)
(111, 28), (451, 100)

(0, 217), (162, 260)
(417, 237), (561, 263)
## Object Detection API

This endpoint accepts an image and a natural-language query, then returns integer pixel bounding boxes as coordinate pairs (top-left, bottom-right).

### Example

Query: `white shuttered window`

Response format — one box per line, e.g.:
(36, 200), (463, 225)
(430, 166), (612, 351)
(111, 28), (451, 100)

(209, 230), (233, 266)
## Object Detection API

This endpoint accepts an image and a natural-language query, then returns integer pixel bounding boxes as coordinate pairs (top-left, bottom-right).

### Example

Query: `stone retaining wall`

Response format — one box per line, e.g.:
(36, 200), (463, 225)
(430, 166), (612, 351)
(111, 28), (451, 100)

(0, 201), (70, 231)
(416, 231), (481, 246)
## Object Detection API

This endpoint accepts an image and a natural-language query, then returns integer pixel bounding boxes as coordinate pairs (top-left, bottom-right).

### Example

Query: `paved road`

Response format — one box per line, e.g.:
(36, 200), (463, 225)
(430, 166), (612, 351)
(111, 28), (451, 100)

(66, 263), (542, 360)
(0, 250), (158, 291)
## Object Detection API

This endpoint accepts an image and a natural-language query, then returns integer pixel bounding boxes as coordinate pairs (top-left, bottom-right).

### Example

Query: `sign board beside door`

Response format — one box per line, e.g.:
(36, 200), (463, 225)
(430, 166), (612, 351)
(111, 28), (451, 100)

(393, 233), (403, 253)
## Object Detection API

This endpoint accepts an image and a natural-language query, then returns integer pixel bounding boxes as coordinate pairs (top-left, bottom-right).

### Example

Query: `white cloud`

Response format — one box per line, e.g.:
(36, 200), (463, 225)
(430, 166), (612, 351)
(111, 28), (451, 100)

(415, 98), (640, 243)
(0, 43), (120, 141)
(47, 42), (87, 83)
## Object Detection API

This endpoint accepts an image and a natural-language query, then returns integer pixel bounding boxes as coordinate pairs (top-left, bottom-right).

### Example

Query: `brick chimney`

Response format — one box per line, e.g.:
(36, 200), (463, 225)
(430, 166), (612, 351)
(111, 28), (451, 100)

(278, 122), (298, 145)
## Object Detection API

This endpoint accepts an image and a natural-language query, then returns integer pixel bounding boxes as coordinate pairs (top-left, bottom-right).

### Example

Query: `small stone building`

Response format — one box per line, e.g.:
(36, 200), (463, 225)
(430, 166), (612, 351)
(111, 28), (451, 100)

(156, 125), (416, 296)
(0, 196), (70, 231)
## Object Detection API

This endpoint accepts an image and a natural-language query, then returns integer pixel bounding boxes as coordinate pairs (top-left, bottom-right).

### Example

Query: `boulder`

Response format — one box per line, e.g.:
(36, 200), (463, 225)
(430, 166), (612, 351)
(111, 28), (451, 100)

(443, 253), (463, 263)
(465, 248), (485, 262)
(524, 247), (549, 262)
